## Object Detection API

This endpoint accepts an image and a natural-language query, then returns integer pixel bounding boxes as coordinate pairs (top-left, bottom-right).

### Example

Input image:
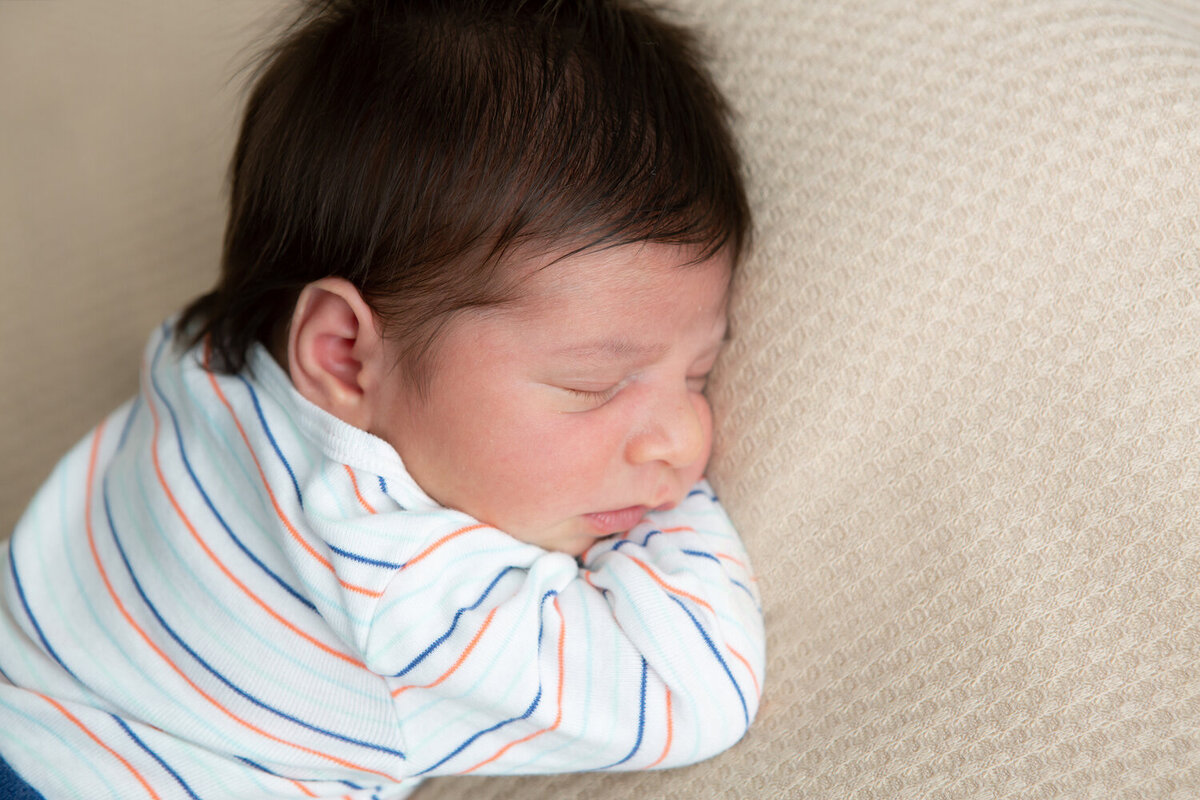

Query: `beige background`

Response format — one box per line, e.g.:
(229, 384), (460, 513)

(3, 1), (1199, 798)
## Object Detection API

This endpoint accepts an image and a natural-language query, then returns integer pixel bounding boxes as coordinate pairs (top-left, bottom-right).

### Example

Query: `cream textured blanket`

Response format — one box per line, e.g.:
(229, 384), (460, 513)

(2, 1), (1198, 798)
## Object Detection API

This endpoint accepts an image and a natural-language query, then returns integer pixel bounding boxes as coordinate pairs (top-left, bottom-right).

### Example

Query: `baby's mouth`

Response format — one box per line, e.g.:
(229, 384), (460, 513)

(582, 505), (650, 535)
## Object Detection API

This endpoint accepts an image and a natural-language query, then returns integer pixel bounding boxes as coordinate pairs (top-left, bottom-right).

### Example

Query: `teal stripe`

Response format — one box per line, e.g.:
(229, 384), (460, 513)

(53, 440), (236, 749)
(0, 696), (122, 798)
(583, 563), (712, 765)
(128, 462), (384, 711)
(370, 541), (532, 648)
(507, 583), (607, 773)
(404, 575), (542, 766)
(171, 357), (358, 622)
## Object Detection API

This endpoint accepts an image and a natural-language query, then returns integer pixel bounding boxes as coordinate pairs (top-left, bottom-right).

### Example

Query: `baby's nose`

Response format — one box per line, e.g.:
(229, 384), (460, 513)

(626, 389), (709, 470)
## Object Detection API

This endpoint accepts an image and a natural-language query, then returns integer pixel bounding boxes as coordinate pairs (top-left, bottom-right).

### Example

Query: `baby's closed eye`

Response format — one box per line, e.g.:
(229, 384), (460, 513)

(559, 382), (623, 408)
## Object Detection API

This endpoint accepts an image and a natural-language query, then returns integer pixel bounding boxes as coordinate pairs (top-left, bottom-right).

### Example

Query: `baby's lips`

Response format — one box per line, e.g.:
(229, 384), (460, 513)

(583, 505), (650, 535)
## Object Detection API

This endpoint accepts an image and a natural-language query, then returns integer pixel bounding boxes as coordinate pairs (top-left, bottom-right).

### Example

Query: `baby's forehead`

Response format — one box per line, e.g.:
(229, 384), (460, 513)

(436, 243), (730, 359)
(497, 240), (733, 302)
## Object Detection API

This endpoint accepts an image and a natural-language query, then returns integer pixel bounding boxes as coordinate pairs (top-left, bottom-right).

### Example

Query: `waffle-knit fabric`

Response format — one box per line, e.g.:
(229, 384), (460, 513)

(3, 2), (1199, 798)
(419, 1), (1200, 798)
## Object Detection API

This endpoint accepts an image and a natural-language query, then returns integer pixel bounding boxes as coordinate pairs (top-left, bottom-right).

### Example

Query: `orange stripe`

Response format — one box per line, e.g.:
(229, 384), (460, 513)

(714, 551), (749, 570)
(85, 422), (397, 782)
(583, 571), (602, 592)
(392, 607), (498, 697)
(728, 646), (760, 698)
(203, 343), (380, 599)
(143, 389), (363, 668)
(714, 552), (759, 582)
(402, 524), (489, 571)
(646, 688), (673, 769)
(460, 597), (567, 774)
(344, 465), (377, 514)
(40, 692), (161, 799)
(659, 526), (694, 534)
(63, 426), (160, 799)
(626, 556), (714, 614)
(288, 779), (318, 797)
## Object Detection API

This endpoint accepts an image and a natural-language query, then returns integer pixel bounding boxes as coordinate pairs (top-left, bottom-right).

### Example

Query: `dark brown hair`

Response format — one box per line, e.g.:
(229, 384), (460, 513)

(179, 0), (750, 385)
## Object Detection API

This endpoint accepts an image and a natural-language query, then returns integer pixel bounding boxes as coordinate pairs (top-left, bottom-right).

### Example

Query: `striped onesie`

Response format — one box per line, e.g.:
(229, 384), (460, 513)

(0, 323), (765, 799)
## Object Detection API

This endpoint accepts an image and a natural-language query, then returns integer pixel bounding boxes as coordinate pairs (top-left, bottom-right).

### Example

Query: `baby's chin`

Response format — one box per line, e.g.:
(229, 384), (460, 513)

(496, 517), (618, 558)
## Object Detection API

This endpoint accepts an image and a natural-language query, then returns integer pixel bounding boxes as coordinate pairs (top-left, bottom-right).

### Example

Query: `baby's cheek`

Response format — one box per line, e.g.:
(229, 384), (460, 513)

(699, 392), (715, 446)
(691, 393), (716, 477)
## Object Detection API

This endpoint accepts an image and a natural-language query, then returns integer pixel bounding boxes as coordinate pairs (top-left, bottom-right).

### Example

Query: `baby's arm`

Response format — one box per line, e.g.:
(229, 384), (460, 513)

(364, 479), (764, 778)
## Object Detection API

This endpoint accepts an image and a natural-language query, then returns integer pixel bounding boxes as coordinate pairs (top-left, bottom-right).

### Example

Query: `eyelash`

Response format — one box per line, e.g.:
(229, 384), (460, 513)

(565, 386), (620, 404)
(564, 373), (711, 405)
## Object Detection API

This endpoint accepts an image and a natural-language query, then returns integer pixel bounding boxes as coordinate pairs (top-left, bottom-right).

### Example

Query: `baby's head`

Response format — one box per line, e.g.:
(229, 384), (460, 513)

(181, 0), (749, 554)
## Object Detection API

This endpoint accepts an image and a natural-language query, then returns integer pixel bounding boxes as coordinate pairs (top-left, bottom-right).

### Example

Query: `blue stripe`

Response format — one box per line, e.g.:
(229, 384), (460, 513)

(611, 528), (662, 552)
(237, 757), (285, 778)
(237, 757), (325, 787)
(111, 362), (409, 761)
(413, 591), (558, 776)
(239, 757), (368, 793)
(8, 553), (79, 682)
(394, 566), (519, 677)
(416, 686), (543, 776)
(668, 595), (748, 727)
(682, 549), (757, 606)
(729, 579), (756, 604)
(100, 468), (405, 760)
(111, 714), (203, 800)
(238, 373), (401, 564)
(236, 375), (304, 509)
(116, 395), (143, 451)
(592, 657), (648, 770)
(147, 337), (317, 614)
(328, 544), (404, 571)
(640, 529), (665, 546)
(237, 756), (271, 772)
(377, 476), (406, 510)
(612, 525), (687, 552)
(5, 403), (149, 687)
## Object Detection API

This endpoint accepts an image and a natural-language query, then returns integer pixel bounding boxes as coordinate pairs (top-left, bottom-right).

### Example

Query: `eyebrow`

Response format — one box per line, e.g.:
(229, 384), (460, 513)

(552, 339), (669, 362)
(552, 330), (732, 362)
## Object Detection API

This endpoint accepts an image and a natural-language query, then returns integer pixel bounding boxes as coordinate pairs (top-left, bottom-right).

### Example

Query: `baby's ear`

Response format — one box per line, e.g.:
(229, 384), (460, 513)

(286, 278), (385, 429)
